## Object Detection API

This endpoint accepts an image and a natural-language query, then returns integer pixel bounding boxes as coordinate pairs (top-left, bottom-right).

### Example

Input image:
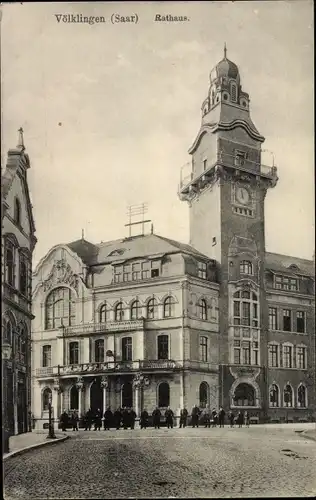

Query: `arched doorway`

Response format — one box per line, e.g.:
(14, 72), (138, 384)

(121, 382), (133, 408)
(199, 382), (209, 408)
(70, 386), (79, 410)
(90, 378), (103, 413)
(158, 382), (170, 408)
(233, 383), (255, 406)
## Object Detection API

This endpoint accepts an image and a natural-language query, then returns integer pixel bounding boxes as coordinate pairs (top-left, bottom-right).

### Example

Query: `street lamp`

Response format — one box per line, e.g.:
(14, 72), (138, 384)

(2, 341), (12, 453)
(47, 393), (56, 439)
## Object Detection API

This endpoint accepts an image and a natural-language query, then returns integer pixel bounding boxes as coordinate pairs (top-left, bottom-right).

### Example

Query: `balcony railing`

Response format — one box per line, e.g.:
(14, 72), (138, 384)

(179, 151), (277, 193)
(35, 359), (218, 377)
(63, 319), (145, 336)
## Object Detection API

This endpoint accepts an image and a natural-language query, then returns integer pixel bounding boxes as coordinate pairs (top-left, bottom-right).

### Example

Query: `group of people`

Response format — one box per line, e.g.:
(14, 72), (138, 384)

(59, 405), (251, 431)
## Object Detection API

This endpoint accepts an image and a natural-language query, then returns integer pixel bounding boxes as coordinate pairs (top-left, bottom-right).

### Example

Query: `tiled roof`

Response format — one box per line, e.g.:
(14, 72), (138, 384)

(265, 252), (314, 278)
(66, 233), (210, 266)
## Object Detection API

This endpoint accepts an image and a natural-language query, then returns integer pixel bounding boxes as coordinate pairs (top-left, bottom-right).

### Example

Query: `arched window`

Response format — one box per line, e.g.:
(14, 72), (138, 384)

(297, 384), (307, 408)
(42, 345), (52, 367)
(14, 198), (21, 225)
(95, 339), (104, 362)
(283, 384), (293, 407)
(121, 337), (132, 362)
(233, 383), (255, 406)
(122, 382), (133, 408)
(45, 287), (75, 330)
(198, 299), (207, 320)
(115, 302), (124, 321)
(69, 342), (79, 365)
(19, 257), (28, 296)
(70, 386), (79, 410)
(269, 384), (279, 407)
(99, 304), (107, 323)
(163, 296), (175, 318)
(231, 82), (237, 102)
(147, 298), (158, 319)
(131, 300), (141, 320)
(240, 261), (253, 275)
(157, 335), (169, 360)
(5, 241), (15, 286)
(233, 289), (258, 328)
(42, 388), (52, 411)
(158, 382), (170, 408)
(199, 382), (209, 408)
(3, 317), (13, 344)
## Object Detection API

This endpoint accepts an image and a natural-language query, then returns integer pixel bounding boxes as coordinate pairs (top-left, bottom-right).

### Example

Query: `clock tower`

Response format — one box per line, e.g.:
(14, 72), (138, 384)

(179, 46), (278, 416)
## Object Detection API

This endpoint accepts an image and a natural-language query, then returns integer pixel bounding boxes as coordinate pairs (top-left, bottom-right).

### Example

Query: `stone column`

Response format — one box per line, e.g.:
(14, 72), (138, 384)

(53, 378), (62, 423)
(101, 376), (108, 416)
(76, 377), (84, 420)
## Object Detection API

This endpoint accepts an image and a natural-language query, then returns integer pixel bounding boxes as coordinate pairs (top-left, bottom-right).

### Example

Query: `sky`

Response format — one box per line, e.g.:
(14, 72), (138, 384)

(1, 1), (314, 267)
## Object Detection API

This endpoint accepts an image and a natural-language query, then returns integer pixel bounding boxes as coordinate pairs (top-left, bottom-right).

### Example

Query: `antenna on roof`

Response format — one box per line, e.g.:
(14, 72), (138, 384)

(81, 228), (84, 241)
(125, 203), (152, 238)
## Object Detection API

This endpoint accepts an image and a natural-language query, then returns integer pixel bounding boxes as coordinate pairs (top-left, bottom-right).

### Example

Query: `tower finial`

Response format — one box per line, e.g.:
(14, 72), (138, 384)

(81, 228), (84, 241)
(224, 43), (227, 59)
(17, 127), (25, 150)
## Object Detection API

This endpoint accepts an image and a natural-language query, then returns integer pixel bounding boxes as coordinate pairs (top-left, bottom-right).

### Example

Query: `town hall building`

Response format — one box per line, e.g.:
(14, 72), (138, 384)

(31, 48), (315, 428)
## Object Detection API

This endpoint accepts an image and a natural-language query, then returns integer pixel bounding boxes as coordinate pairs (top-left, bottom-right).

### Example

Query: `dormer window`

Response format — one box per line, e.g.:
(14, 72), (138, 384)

(198, 262), (207, 280)
(234, 150), (247, 167)
(109, 249), (125, 257)
(275, 275), (298, 292)
(288, 264), (299, 271)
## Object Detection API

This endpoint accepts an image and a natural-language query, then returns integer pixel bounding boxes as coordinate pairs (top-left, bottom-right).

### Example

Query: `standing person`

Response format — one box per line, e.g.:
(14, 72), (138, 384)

(114, 407), (122, 430)
(211, 408), (217, 428)
(218, 406), (226, 428)
(140, 409), (149, 429)
(228, 410), (235, 428)
(152, 407), (161, 429)
(237, 411), (243, 428)
(165, 406), (174, 429)
(129, 408), (137, 429)
(203, 406), (211, 428)
(84, 408), (93, 431)
(94, 408), (102, 431)
(244, 411), (250, 428)
(60, 410), (68, 432)
(122, 407), (129, 430)
(191, 405), (200, 428)
(179, 408), (188, 428)
(71, 410), (79, 431)
(103, 407), (113, 430)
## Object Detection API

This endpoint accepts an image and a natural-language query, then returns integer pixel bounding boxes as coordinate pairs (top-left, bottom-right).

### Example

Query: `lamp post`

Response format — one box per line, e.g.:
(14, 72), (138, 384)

(47, 393), (56, 439)
(2, 341), (12, 453)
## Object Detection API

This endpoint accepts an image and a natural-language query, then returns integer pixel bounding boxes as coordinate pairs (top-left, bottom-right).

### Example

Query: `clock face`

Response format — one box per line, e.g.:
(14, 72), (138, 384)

(236, 186), (250, 205)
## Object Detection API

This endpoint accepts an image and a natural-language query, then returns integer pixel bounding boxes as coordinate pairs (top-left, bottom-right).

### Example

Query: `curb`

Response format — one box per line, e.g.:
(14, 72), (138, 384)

(3, 435), (70, 462)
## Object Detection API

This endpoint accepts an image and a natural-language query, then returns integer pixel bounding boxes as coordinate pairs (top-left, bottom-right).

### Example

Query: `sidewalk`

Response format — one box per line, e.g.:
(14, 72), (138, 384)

(3, 430), (69, 461)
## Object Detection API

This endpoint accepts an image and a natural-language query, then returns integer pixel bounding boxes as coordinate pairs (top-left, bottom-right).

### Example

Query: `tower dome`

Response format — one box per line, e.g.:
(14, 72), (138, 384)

(210, 44), (239, 83)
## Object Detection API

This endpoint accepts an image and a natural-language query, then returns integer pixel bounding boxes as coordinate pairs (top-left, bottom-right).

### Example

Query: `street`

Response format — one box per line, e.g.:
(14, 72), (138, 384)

(4, 425), (316, 499)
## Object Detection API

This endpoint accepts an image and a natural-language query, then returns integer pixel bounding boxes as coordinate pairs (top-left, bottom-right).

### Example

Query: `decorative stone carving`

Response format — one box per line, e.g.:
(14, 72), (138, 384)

(133, 373), (150, 389)
(53, 378), (63, 394)
(75, 377), (84, 391)
(229, 366), (260, 380)
(100, 376), (109, 389)
(43, 259), (79, 292)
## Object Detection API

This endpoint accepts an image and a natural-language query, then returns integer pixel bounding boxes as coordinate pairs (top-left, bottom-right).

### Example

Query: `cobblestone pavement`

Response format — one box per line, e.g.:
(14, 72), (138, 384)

(4, 425), (316, 499)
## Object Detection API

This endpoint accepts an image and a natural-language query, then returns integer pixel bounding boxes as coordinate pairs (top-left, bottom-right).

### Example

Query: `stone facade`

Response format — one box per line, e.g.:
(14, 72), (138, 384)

(1, 130), (37, 436)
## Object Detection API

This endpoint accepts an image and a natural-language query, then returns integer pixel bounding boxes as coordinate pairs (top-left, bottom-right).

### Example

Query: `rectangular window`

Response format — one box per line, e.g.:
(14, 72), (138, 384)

(132, 271), (141, 281)
(234, 150), (247, 167)
(297, 347), (306, 369)
(95, 339), (104, 363)
(233, 301), (240, 325)
(199, 336), (208, 362)
(121, 337), (132, 362)
(283, 345), (292, 368)
(198, 262), (207, 280)
(275, 276), (298, 292)
(283, 309), (292, 332)
(42, 345), (52, 367)
(296, 311), (305, 333)
(151, 268), (160, 278)
(114, 266), (123, 283)
(157, 335), (169, 360)
(252, 341), (259, 365)
(242, 341), (251, 365)
(233, 340), (241, 364)
(269, 307), (278, 330)
(269, 344), (279, 367)
(69, 342), (79, 365)
(241, 302), (251, 326)
(203, 158), (207, 171)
